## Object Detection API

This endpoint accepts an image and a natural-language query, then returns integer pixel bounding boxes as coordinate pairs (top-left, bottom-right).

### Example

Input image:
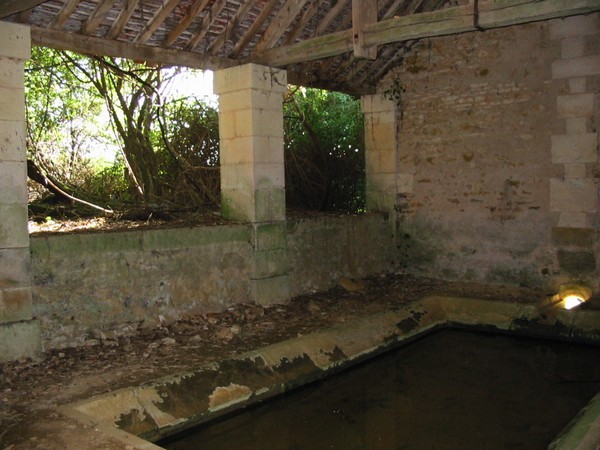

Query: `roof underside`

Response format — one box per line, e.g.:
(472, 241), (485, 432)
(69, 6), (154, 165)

(2, 0), (599, 95)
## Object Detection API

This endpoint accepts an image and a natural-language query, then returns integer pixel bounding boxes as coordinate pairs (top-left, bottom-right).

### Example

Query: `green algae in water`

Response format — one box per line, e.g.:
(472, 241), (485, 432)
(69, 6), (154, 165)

(160, 330), (600, 450)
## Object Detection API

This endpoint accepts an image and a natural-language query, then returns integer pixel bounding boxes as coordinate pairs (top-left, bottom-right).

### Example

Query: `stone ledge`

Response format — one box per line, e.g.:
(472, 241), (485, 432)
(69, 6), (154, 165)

(60, 296), (600, 449)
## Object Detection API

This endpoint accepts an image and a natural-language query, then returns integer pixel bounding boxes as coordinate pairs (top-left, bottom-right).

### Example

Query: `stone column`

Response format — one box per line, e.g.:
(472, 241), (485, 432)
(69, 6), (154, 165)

(361, 95), (402, 213)
(0, 22), (40, 362)
(214, 63), (290, 305)
(549, 14), (600, 290)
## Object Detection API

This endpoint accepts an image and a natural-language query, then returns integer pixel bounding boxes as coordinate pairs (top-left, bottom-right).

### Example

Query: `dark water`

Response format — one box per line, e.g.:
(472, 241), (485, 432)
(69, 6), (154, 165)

(160, 330), (600, 450)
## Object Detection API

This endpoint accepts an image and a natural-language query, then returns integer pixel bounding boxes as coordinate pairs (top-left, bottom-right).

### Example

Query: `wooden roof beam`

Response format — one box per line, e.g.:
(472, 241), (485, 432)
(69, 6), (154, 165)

(254, 0), (310, 52)
(314, 0), (351, 36)
(0, 0), (47, 19)
(30, 25), (236, 71)
(284, 0), (321, 46)
(255, 0), (600, 68)
(206, 0), (257, 55)
(50, 0), (81, 30)
(231, 0), (279, 57)
(83, 0), (117, 34)
(185, 0), (228, 51)
(134, 0), (179, 44)
(352, 0), (378, 59)
(164, 0), (210, 47)
(107, 0), (139, 39)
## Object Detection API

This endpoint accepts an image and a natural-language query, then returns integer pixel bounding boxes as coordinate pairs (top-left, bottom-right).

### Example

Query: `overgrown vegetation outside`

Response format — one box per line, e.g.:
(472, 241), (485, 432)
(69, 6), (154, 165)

(25, 48), (365, 225)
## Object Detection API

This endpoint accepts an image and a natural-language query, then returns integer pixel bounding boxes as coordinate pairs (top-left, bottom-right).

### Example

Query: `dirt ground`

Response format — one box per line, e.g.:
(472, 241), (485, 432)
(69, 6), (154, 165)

(0, 270), (548, 450)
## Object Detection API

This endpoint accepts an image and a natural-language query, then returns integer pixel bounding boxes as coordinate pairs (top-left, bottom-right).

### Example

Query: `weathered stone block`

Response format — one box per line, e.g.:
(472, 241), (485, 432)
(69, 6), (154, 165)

(233, 108), (283, 139)
(220, 136), (284, 165)
(214, 64), (287, 95)
(552, 227), (595, 247)
(361, 94), (396, 114)
(218, 89), (284, 113)
(0, 120), (27, 161)
(550, 178), (597, 213)
(0, 161), (27, 204)
(396, 173), (414, 194)
(565, 118), (587, 135)
(551, 134), (597, 164)
(251, 275), (290, 306)
(0, 87), (25, 121)
(558, 212), (589, 228)
(0, 59), (24, 89)
(549, 15), (599, 40)
(560, 37), (585, 59)
(552, 55), (600, 79)
(557, 249), (596, 274)
(564, 163), (586, 179)
(253, 222), (287, 251)
(0, 286), (32, 323)
(0, 204), (29, 248)
(568, 77), (586, 94)
(0, 320), (40, 362)
(253, 249), (288, 278)
(557, 94), (594, 118)
(0, 22), (30, 61)
(0, 248), (30, 284)
(254, 187), (286, 222)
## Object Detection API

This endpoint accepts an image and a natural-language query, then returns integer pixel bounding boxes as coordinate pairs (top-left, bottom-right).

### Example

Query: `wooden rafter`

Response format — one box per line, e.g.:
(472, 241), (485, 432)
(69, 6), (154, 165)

(206, 0), (258, 55)
(284, 0), (321, 46)
(314, 0), (351, 36)
(30, 25), (235, 71)
(185, 0), (228, 51)
(231, 0), (279, 57)
(107, 0), (139, 39)
(83, 0), (117, 34)
(164, 0), (210, 47)
(254, 0), (310, 53)
(0, 0), (47, 19)
(50, 0), (81, 30)
(134, 0), (179, 44)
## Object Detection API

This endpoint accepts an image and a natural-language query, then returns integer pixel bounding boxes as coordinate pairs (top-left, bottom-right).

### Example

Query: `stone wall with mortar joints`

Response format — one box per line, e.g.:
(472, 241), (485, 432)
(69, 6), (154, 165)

(386, 20), (568, 288)
(30, 214), (394, 349)
(30, 226), (253, 349)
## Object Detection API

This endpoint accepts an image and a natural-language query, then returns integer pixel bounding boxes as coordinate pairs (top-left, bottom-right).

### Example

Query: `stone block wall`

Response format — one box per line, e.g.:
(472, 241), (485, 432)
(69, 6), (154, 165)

(0, 23), (40, 362)
(30, 214), (393, 349)
(383, 13), (599, 291)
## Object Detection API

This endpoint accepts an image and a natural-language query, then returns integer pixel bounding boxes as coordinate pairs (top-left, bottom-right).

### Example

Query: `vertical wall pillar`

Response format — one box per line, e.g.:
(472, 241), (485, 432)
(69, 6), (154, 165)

(361, 95), (402, 213)
(549, 14), (600, 290)
(0, 22), (40, 362)
(214, 63), (290, 305)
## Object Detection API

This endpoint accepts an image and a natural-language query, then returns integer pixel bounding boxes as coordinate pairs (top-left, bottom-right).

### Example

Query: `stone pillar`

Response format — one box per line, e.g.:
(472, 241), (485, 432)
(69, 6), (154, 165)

(214, 63), (290, 305)
(549, 14), (599, 289)
(0, 22), (40, 362)
(360, 95), (402, 213)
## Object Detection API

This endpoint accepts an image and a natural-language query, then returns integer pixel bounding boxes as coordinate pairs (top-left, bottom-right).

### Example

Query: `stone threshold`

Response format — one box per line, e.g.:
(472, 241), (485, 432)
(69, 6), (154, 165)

(59, 296), (600, 450)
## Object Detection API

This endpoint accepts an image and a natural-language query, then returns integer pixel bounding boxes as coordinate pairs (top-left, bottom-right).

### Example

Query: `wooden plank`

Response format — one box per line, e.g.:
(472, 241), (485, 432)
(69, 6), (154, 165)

(51, 0), (81, 30)
(134, 0), (179, 44)
(164, 0), (210, 46)
(284, 0), (320, 45)
(352, 0), (378, 59)
(254, 0), (309, 52)
(107, 0), (139, 39)
(478, 0), (600, 28)
(206, 0), (257, 55)
(254, 28), (353, 66)
(30, 26), (236, 71)
(83, 0), (117, 34)
(185, 0), (228, 50)
(0, 0), (47, 18)
(363, 4), (474, 47)
(231, 0), (279, 56)
(315, 0), (351, 36)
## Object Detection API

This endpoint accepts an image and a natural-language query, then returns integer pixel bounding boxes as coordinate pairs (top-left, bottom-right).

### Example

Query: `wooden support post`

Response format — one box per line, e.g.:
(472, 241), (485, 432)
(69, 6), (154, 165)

(353, 0), (378, 59)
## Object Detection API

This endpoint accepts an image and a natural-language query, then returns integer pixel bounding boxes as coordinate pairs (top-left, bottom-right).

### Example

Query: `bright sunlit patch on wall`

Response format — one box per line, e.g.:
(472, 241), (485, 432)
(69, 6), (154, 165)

(556, 285), (592, 310)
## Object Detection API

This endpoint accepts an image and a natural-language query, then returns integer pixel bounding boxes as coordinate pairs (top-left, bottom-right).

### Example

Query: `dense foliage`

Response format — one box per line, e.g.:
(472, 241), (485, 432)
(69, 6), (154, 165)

(25, 48), (365, 220)
(284, 88), (365, 213)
